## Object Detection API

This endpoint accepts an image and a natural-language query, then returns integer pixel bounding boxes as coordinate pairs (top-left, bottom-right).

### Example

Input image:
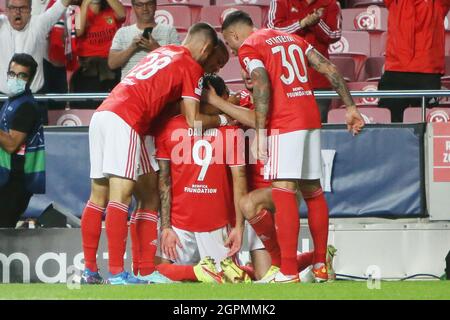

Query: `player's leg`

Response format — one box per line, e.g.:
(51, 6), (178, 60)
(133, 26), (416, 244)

(271, 179), (300, 280)
(133, 174), (159, 277)
(240, 188), (281, 267)
(245, 223), (272, 280)
(106, 176), (135, 278)
(155, 227), (202, 282)
(80, 112), (108, 283)
(262, 131), (308, 282)
(81, 178), (108, 280)
(132, 136), (160, 277)
(298, 128), (330, 282)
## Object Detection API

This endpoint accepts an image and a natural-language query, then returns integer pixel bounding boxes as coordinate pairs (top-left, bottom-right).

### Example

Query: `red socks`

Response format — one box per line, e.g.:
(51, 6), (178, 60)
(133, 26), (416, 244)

(130, 212), (139, 276)
(248, 209), (281, 267)
(303, 188), (329, 265)
(81, 201), (104, 272)
(297, 251), (314, 272)
(136, 210), (158, 276)
(105, 201), (129, 275)
(156, 264), (197, 282)
(272, 188), (300, 276)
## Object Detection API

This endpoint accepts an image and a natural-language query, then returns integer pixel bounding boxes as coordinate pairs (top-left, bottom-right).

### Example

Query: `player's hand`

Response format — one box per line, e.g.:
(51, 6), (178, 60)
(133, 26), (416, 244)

(161, 228), (182, 261)
(225, 227), (243, 257)
(251, 130), (268, 163)
(203, 83), (220, 105)
(346, 105), (365, 136)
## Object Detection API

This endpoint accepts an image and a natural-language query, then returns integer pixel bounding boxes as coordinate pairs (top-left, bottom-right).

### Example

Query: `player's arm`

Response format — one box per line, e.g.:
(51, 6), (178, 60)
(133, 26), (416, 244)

(226, 165), (248, 256)
(205, 87), (256, 128)
(158, 159), (182, 260)
(158, 159), (172, 230)
(306, 48), (364, 135)
(181, 97), (227, 129)
(251, 67), (271, 160)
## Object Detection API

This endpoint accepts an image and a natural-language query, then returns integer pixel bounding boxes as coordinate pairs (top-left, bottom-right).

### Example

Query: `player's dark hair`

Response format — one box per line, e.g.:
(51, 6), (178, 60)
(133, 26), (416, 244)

(221, 10), (254, 32)
(188, 22), (219, 47)
(203, 74), (229, 98)
(9, 53), (38, 84)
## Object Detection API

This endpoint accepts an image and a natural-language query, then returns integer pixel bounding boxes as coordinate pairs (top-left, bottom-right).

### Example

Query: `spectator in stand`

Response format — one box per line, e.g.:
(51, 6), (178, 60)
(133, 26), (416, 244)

(43, 0), (81, 109)
(267, 0), (342, 123)
(0, 0), (76, 108)
(72, 0), (125, 103)
(378, 0), (450, 122)
(108, 0), (180, 79)
(0, 54), (45, 228)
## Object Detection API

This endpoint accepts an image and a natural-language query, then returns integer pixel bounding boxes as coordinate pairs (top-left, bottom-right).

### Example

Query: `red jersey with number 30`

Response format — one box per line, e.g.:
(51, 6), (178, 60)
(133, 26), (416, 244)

(238, 29), (321, 134)
(156, 115), (245, 232)
(98, 45), (203, 136)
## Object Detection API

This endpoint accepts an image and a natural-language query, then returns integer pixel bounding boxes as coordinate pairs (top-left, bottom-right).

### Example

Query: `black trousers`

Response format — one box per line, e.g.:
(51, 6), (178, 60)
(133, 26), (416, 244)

(378, 71), (441, 123)
(0, 177), (33, 228)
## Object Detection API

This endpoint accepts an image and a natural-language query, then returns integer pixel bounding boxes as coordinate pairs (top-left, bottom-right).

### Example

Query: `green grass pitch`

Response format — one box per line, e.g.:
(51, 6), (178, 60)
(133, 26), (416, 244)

(0, 281), (449, 300)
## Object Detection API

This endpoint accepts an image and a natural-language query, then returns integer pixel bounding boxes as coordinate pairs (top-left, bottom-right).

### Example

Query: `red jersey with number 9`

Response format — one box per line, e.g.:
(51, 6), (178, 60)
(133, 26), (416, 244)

(238, 29), (322, 134)
(97, 45), (204, 136)
(156, 115), (245, 232)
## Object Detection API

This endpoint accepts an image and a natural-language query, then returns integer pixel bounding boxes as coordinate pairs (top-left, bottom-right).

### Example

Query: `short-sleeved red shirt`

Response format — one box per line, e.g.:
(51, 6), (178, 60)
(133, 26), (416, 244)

(156, 115), (245, 232)
(97, 45), (203, 136)
(238, 29), (321, 134)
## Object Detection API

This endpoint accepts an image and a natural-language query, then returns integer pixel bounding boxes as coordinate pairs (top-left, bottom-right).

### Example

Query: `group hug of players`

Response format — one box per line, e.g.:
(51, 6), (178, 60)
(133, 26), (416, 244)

(79, 11), (365, 285)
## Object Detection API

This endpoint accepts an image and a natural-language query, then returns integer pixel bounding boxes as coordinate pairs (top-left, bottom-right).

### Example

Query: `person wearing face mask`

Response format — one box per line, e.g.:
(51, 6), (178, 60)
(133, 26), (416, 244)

(0, 53), (45, 228)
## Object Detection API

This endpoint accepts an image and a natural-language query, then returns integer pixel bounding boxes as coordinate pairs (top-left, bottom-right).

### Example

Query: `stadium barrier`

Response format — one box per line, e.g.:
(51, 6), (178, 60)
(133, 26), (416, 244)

(0, 90), (444, 219)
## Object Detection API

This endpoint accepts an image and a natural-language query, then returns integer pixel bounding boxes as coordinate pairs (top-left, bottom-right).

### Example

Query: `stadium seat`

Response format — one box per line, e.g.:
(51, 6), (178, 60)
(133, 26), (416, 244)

(48, 109), (96, 126)
(218, 56), (243, 83)
(362, 56), (385, 81)
(328, 31), (370, 79)
(442, 56), (450, 80)
(328, 106), (391, 124)
(346, 0), (385, 8)
(0, 0), (4, 11)
(403, 107), (450, 123)
(330, 56), (356, 82)
(440, 80), (450, 105)
(200, 5), (265, 30)
(158, 0), (208, 6)
(369, 31), (387, 57)
(125, 5), (201, 31)
(215, 0), (271, 5)
(347, 81), (379, 105)
(341, 6), (388, 31)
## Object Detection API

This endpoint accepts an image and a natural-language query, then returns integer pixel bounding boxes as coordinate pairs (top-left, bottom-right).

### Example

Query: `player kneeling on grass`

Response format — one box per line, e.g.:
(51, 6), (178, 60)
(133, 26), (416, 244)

(152, 75), (252, 284)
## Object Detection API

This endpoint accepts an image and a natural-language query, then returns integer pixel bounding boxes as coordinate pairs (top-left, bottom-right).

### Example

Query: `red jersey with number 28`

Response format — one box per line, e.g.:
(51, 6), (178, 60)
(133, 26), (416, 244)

(238, 29), (321, 134)
(156, 115), (245, 232)
(97, 45), (203, 136)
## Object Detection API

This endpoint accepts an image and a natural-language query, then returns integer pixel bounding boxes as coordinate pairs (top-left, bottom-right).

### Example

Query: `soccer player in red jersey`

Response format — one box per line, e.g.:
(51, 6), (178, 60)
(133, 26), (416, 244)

(128, 39), (231, 280)
(153, 74), (248, 283)
(219, 11), (364, 283)
(80, 23), (224, 285)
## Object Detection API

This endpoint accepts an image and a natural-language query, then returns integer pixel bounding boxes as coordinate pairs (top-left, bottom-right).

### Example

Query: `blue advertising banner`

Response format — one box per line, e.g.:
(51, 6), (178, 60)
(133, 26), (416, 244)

(26, 124), (426, 219)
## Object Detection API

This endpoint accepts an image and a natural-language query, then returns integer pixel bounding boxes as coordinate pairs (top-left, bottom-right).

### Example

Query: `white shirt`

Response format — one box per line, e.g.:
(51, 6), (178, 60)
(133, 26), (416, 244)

(0, 0), (67, 94)
(110, 23), (180, 79)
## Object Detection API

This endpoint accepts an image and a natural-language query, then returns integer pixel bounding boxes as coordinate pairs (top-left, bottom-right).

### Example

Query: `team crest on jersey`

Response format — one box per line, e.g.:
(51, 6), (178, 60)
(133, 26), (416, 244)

(106, 17), (114, 25)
